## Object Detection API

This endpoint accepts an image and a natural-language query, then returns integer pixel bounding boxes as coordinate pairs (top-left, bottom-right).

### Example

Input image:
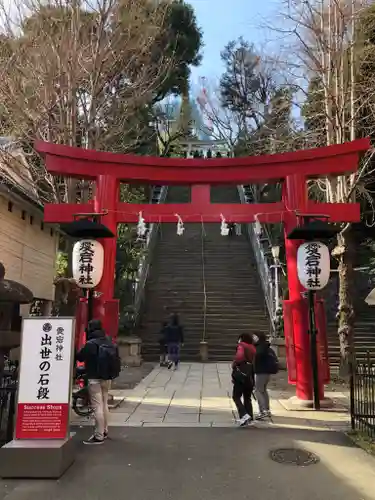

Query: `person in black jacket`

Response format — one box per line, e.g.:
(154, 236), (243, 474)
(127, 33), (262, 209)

(76, 319), (112, 445)
(253, 332), (273, 420)
(165, 313), (184, 370)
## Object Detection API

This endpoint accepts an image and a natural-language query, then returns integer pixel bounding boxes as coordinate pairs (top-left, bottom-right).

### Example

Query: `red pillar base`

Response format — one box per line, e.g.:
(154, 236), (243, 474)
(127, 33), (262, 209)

(283, 298), (328, 402)
(285, 396), (334, 410)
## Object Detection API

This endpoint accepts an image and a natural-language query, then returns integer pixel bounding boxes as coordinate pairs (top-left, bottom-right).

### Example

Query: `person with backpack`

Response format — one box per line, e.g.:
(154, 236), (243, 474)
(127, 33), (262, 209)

(253, 331), (279, 420)
(165, 313), (184, 370)
(232, 333), (256, 427)
(76, 319), (121, 445)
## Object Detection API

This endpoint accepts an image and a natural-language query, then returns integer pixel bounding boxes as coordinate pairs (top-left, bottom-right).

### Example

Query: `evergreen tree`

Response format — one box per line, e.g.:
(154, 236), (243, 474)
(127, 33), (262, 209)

(154, 0), (203, 100)
(267, 88), (293, 153)
(176, 88), (196, 138)
(219, 38), (264, 128)
(302, 77), (326, 147)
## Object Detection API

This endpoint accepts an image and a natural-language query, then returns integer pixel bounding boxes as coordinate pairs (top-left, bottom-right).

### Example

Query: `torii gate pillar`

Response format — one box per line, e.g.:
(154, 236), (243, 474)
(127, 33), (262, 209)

(283, 175), (318, 401)
(94, 175), (118, 301)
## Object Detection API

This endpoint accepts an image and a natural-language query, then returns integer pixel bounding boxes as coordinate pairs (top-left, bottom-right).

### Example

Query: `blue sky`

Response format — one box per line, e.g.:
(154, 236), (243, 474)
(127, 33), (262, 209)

(188, 0), (280, 85)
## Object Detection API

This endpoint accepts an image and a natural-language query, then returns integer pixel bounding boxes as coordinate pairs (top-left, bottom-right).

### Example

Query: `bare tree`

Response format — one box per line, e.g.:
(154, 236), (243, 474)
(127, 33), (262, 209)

(194, 78), (241, 150)
(271, 0), (375, 374)
(0, 0), (175, 204)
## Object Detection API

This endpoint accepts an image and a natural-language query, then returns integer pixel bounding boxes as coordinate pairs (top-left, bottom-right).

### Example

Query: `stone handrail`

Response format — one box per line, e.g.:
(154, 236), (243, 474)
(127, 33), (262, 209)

(133, 186), (168, 325)
(237, 185), (276, 335)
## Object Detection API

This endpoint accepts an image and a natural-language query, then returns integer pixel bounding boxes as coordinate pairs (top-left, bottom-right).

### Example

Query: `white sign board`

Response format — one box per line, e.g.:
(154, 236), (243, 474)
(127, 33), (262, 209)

(15, 317), (75, 439)
(297, 241), (330, 291)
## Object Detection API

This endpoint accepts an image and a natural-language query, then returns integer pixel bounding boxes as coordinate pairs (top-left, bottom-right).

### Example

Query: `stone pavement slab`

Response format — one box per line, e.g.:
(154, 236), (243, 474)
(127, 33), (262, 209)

(2, 427), (375, 500)
(72, 363), (351, 431)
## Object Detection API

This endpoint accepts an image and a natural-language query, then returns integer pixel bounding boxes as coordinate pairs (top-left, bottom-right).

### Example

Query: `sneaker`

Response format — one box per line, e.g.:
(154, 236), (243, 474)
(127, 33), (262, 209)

(83, 435), (104, 445)
(239, 414), (251, 427)
(104, 431), (108, 439)
(167, 361), (173, 370)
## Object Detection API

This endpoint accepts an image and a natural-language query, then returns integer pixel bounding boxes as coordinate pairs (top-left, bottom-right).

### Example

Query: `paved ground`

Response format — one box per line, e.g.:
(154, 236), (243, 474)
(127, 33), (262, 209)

(2, 427), (375, 500)
(111, 362), (154, 390)
(74, 363), (350, 430)
(2, 364), (375, 500)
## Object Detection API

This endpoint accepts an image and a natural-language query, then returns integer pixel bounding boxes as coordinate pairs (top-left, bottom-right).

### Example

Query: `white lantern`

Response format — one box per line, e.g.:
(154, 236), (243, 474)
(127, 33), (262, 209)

(297, 241), (330, 291)
(72, 239), (104, 289)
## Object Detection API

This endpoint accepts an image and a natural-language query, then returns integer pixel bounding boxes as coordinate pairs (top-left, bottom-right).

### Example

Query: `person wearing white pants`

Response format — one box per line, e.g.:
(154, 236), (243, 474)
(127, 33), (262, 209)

(88, 379), (111, 441)
(76, 319), (117, 445)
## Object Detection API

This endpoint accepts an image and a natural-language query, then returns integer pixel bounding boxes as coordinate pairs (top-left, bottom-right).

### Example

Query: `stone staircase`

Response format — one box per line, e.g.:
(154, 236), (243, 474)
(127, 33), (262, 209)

(137, 186), (271, 361)
(327, 312), (375, 367)
(322, 272), (375, 366)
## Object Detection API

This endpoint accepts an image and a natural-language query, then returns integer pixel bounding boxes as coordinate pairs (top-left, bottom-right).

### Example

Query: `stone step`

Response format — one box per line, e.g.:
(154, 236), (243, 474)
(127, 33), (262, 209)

(145, 299), (265, 305)
(328, 336), (375, 342)
(147, 270), (259, 277)
(146, 287), (263, 294)
(141, 312), (269, 322)
(145, 296), (263, 303)
(140, 328), (270, 340)
(140, 324), (270, 335)
(328, 345), (375, 352)
(139, 314), (269, 324)
(146, 285), (260, 292)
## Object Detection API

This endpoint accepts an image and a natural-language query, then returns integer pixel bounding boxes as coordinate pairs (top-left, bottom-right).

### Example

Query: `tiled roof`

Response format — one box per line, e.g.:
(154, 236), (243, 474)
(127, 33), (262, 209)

(0, 137), (41, 206)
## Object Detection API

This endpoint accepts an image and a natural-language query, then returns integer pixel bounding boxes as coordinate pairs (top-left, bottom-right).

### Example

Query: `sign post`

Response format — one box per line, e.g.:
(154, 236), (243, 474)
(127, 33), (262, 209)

(0, 317), (76, 479)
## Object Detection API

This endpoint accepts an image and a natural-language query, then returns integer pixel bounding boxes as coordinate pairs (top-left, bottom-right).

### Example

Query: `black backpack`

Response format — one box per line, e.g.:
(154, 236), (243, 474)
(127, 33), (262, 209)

(267, 347), (279, 375)
(91, 339), (121, 380)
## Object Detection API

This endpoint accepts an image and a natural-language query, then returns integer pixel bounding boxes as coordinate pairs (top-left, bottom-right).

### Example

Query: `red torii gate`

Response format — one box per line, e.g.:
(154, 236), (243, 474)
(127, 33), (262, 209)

(37, 138), (370, 403)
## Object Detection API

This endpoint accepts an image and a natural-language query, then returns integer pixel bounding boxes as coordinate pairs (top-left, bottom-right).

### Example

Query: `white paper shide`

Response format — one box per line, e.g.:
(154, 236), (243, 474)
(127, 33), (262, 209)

(17, 318), (75, 405)
(297, 241), (330, 291)
(72, 239), (104, 288)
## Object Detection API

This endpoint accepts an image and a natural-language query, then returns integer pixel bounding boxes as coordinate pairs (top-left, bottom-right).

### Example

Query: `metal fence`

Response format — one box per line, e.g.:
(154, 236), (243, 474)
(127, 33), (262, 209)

(237, 187), (273, 322)
(133, 185), (168, 328)
(0, 358), (18, 445)
(350, 355), (375, 439)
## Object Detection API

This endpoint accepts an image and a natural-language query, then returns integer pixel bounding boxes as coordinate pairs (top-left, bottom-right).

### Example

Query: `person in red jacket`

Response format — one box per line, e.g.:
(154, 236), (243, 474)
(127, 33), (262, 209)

(232, 333), (256, 427)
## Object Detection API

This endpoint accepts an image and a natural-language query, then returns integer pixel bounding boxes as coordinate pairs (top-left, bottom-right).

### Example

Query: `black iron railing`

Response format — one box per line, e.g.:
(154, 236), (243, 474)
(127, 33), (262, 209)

(0, 359), (18, 445)
(350, 355), (375, 439)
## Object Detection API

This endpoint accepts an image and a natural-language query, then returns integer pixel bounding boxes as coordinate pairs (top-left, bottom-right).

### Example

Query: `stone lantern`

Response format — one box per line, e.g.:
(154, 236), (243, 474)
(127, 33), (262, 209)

(0, 262), (33, 375)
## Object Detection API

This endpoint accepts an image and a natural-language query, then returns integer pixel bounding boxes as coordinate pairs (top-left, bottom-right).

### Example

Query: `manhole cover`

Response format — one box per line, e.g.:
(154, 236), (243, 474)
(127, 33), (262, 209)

(269, 448), (319, 466)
